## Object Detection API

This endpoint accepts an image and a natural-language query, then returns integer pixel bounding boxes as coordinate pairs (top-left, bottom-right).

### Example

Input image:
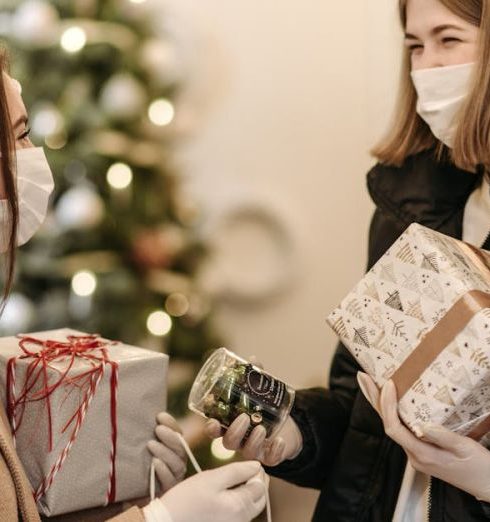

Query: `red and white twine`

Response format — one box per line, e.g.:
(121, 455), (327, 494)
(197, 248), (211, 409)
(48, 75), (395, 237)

(6, 335), (119, 505)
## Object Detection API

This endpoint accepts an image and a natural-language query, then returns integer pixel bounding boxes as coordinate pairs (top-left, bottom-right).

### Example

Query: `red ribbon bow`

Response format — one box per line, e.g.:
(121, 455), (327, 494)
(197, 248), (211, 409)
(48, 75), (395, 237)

(6, 334), (119, 504)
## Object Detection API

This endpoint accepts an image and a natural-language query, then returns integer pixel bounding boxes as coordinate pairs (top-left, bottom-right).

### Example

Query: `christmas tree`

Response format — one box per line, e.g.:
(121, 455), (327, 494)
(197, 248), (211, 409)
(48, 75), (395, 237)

(0, 0), (222, 422)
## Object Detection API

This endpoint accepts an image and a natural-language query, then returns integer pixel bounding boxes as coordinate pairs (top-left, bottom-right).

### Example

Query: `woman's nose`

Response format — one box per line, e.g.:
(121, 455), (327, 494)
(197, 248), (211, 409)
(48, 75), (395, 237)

(16, 139), (34, 149)
(413, 45), (445, 71)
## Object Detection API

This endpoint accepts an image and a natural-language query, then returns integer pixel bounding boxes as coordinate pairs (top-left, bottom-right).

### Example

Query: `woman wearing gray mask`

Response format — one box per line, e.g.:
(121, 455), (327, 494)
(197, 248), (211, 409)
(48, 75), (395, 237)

(207, 0), (490, 520)
(0, 53), (267, 522)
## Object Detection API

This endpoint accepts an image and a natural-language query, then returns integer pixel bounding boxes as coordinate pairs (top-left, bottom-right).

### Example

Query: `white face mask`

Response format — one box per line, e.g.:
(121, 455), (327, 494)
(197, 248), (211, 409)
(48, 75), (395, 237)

(411, 62), (474, 148)
(0, 147), (55, 252)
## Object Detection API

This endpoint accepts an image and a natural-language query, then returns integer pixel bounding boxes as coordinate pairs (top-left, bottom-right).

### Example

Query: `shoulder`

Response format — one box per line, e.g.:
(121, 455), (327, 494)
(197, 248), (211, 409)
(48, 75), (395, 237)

(366, 150), (431, 203)
(366, 149), (479, 228)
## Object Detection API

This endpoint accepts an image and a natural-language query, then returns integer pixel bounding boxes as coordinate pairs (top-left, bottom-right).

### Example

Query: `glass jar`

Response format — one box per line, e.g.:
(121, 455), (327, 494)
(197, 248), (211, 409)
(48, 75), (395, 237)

(188, 348), (295, 439)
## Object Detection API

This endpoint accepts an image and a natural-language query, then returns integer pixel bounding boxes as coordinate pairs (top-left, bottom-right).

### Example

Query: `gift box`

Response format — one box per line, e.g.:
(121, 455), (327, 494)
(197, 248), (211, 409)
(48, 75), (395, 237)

(0, 328), (168, 517)
(327, 223), (490, 441)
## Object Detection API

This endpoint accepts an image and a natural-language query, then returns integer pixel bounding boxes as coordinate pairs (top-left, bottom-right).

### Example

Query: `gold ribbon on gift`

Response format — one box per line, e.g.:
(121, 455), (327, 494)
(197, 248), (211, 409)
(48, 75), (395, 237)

(391, 242), (490, 440)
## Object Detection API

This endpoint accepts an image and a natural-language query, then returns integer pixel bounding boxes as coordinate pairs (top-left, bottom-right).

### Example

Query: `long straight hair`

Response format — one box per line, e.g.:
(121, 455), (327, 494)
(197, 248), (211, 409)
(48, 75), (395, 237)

(372, 0), (487, 171)
(0, 50), (19, 308)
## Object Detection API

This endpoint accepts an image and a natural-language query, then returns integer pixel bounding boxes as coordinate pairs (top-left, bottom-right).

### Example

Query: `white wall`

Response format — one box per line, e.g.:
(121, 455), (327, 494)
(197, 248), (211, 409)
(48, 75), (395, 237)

(162, 1), (401, 519)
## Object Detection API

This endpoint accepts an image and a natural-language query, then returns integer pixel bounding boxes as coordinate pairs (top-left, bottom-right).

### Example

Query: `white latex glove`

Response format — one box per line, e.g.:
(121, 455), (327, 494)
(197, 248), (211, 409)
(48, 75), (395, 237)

(205, 413), (303, 467)
(204, 355), (302, 466)
(158, 461), (268, 522)
(147, 412), (187, 491)
(357, 371), (490, 502)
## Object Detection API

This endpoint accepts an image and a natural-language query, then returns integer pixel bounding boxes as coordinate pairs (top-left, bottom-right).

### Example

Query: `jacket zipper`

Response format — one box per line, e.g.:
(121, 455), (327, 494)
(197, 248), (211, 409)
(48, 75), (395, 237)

(426, 477), (433, 522)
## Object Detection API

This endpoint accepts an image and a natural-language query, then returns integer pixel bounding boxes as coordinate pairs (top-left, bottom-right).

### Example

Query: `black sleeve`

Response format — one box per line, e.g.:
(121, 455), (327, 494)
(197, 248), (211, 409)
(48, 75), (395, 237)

(266, 207), (407, 489)
(265, 342), (361, 489)
(480, 502), (490, 518)
(366, 207), (409, 271)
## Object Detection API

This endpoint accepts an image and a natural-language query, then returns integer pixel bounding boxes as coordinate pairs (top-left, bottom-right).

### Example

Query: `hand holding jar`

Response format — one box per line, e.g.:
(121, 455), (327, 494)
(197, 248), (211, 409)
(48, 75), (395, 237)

(189, 348), (303, 466)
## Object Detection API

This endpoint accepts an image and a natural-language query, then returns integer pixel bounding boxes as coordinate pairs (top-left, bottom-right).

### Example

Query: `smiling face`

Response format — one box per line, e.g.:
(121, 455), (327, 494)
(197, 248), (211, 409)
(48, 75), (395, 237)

(404, 0), (480, 70)
(372, 0), (486, 173)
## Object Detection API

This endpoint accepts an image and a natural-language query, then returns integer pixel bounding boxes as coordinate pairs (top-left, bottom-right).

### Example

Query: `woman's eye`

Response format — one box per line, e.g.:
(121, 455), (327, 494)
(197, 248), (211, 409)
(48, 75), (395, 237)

(442, 37), (461, 45)
(18, 127), (31, 140)
(408, 44), (423, 53)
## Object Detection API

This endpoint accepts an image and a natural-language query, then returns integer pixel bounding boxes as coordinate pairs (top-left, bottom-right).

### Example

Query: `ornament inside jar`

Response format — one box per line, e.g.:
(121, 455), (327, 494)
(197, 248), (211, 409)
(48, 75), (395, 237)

(188, 348), (295, 439)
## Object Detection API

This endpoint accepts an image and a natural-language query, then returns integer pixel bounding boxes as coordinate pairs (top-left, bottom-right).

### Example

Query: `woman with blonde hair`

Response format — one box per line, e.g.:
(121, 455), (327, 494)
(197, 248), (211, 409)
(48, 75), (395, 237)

(207, 0), (490, 519)
(0, 52), (268, 522)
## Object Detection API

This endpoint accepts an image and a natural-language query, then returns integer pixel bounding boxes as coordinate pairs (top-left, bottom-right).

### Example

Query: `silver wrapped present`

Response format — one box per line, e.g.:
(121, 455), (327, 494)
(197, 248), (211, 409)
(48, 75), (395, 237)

(0, 328), (168, 516)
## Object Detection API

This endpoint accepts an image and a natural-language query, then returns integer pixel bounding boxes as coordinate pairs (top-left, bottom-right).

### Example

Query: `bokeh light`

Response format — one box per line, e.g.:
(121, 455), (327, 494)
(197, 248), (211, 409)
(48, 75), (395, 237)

(45, 130), (68, 150)
(60, 26), (87, 53)
(148, 98), (175, 126)
(165, 293), (189, 317)
(106, 163), (133, 190)
(71, 270), (97, 297)
(32, 106), (62, 137)
(211, 438), (236, 461)
(147, 310), (172, 336)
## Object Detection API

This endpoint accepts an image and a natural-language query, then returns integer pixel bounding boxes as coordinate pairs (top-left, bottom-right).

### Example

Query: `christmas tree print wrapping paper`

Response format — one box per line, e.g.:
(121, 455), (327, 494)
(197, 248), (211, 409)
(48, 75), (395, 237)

(327, 223), (490, 443)
(0, 329), (168, 517)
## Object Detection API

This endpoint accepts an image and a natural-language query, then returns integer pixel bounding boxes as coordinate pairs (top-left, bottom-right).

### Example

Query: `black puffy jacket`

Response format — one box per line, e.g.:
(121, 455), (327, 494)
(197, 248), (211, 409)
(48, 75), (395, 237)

(268, 150), (490, 521)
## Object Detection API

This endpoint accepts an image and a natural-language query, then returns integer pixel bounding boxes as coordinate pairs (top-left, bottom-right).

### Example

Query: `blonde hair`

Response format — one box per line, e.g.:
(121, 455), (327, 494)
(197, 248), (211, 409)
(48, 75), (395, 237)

(372, 0), (488, 172)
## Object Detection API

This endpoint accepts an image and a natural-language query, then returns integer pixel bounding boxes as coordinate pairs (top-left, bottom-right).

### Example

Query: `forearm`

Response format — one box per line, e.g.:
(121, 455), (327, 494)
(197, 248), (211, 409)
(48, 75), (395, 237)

(265, 386), (351, 489)
(43, 503), (146, 522)
(265, 342), (361, 489)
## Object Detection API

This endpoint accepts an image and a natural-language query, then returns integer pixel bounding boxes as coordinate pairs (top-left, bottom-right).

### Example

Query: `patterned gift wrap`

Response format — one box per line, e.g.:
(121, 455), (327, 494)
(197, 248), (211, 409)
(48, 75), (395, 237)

(327, 223), (490, 441)
(0, 328), (168, 517)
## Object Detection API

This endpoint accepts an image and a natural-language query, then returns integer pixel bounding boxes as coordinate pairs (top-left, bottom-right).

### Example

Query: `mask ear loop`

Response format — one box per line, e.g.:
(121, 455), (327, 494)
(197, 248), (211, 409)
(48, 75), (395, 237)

(149, 433), (272, 521)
